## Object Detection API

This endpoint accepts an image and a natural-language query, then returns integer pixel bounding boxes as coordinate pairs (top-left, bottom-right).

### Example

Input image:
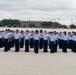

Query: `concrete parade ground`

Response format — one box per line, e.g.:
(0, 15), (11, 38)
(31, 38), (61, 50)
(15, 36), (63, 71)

(0, 48), (76, 75)
(0, 28), (76, 75)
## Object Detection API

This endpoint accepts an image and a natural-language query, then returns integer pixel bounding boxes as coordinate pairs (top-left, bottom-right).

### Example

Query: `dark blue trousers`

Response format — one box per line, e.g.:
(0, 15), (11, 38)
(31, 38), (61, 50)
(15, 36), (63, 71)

(34, 40), (39, 53)
(20, 38), (24, 48)
(30, 38), (34, 48)
(67, 40), (72, 49)
(8, 41), (11, 51)
(39, 38), (43, 49)
(58, 39), (62, 49)
(62, 40), (67, 53)
(50, 41), (54, 53)
(4, 39), (8, 52)
(0, 38), (2, 48)
(72, 41), (76, 52)
(14, 39), (19, 52)
(43, 40), (48, 52)
(25, 40), (29, 52)
(54, 40), (58, 52)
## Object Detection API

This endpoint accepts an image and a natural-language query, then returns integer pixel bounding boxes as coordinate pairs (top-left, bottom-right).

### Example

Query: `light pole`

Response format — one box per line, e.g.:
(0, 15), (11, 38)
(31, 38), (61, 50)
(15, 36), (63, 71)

(71, 19), (73, 25)
(29, 18), (30, 28)
(58, 18), (60, 23)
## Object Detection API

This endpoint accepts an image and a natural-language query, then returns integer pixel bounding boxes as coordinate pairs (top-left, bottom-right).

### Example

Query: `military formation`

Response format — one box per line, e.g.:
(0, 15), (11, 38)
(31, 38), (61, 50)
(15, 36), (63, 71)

(0, 29), (76, 54)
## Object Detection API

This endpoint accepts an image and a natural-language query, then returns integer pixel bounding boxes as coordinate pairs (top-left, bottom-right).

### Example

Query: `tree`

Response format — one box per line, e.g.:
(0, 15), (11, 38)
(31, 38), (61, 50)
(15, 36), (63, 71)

(0, 22), (2, 27)
(62, 25), (68, 29)
(69, 24), (76, 29)
(0, 19), (20, 27)
(41, 22), (52, 28)
(0, 19), (69, 29)
(52, 22), (61, 28)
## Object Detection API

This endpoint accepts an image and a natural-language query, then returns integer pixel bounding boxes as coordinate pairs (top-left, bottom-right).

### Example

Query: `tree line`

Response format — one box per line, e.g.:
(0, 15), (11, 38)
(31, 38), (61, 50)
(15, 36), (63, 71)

(0, 19), (76, 29)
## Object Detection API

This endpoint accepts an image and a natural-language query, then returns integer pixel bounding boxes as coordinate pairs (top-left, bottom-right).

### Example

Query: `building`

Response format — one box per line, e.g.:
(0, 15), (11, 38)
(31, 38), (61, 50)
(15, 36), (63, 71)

(20, 20), (43, 27)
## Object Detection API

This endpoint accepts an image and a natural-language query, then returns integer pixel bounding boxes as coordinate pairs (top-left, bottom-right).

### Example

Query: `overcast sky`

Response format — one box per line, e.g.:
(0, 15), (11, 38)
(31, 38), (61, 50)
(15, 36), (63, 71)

(0, 0), (76, 25)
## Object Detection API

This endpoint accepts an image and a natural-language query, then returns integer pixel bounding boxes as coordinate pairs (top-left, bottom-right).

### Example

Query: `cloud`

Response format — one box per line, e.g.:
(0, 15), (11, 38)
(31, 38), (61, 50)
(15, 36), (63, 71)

(0, 0), (76, 25)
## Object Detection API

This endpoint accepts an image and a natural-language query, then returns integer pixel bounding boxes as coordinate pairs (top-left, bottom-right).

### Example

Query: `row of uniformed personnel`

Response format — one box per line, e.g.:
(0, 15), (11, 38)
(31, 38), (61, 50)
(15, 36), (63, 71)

(0, 29), (76, 53)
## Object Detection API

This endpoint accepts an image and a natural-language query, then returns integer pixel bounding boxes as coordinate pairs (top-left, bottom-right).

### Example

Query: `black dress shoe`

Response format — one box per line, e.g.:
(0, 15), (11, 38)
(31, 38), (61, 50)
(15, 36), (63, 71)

(43, 51), (48, 53)
(50, 52), (54, 53)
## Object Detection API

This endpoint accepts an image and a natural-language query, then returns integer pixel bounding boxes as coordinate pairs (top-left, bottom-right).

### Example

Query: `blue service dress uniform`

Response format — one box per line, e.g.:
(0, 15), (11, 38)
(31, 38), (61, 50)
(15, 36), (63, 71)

(49, 34), (56, 53)
(20, 34), (24, 48)
(71, 34), (76, 52)
(8, 32), (12, 50)
(53, 34), (58, 52)
(33, 34), (40, 53)
(30, 34), (34, 48)
(39, 33), (43, 49)
(62, 34), (68, 53)
(67, 35), (72, 49)
(10, 32), (14, 48)
(24, 33), (30, 52)
(3, 32), (10, 52)
(58, 35), (63, 49)
(43, 34), (49, 52)
(14, 33), (21, 52)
